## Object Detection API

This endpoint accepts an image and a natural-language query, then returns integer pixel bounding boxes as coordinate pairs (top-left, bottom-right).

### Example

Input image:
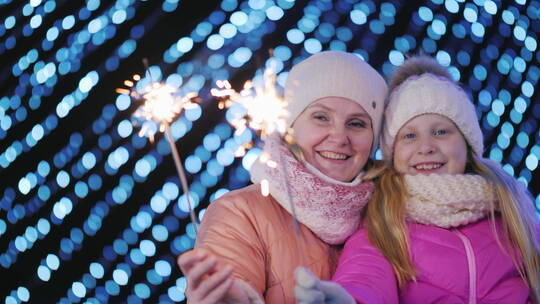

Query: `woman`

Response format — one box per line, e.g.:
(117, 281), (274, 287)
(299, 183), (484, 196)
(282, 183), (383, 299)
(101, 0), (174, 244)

(177, 51), (388, 303)
(295, 56), (540, 303)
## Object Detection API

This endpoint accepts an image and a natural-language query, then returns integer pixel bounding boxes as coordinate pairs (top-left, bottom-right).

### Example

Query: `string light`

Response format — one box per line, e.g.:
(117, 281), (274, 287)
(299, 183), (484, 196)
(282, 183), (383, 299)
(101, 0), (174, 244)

(0, 0), (538, 302)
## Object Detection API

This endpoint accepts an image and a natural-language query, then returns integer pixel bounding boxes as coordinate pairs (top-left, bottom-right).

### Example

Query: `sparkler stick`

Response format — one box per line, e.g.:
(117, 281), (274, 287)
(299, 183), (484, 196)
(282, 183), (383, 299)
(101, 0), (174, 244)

(117, 67), (199, 233)
(163, 124), (199, 233)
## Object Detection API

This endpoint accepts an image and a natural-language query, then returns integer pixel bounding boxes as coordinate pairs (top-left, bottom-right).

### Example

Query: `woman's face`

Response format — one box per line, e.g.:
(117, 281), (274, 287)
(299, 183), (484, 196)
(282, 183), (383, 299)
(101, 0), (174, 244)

(393, 114), (468, 175)
(291, 97), (373, 182)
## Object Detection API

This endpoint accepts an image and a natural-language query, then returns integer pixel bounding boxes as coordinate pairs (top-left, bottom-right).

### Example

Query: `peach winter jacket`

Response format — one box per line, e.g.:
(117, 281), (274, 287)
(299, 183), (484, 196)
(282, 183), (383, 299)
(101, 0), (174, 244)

(195, 184), (341, 303)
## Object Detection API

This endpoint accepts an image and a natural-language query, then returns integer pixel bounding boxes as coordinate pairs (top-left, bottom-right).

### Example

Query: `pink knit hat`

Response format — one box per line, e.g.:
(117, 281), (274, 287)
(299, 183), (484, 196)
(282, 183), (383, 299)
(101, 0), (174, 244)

(284, 51), (387, 153)
(380, 56), (484, 160)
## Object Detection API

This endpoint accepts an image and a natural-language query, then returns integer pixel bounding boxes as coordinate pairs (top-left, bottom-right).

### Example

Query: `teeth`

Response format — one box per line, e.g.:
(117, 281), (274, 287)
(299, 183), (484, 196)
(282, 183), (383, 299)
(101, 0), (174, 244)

(319, 151), (348, 160)
(414, 163), (442, 170)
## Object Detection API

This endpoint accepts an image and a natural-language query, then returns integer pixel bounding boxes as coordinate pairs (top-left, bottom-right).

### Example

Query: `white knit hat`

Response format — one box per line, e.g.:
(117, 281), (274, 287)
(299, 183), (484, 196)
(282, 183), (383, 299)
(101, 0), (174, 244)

(284, 51), (387, 153)
(381, 71), (484, 160)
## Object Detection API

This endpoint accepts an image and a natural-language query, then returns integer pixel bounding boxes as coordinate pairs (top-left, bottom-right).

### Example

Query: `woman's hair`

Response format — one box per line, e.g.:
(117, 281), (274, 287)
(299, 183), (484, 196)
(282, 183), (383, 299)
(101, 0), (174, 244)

(283, 136), (306, 164)
(364, 152), (540, 302)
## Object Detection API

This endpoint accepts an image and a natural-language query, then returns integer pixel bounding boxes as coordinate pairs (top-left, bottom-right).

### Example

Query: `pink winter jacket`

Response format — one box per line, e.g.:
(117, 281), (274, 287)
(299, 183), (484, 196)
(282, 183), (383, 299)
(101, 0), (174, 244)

(333, 218), (534, 303)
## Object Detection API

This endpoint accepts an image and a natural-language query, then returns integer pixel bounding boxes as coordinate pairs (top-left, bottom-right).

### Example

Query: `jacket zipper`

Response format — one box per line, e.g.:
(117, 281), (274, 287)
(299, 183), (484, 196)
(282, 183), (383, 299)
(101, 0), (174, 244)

(454, 229), (477, 304)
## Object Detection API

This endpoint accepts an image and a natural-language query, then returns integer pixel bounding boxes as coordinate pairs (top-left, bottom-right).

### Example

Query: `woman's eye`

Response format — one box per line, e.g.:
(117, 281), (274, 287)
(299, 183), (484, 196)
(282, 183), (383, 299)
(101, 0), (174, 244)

(349, 120), (367, 128)
(313, 114), (328, 121)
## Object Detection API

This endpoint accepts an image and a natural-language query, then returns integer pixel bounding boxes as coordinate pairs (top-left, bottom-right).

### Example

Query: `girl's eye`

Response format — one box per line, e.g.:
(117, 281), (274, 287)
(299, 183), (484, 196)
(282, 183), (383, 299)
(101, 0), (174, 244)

(434, 129), (448, 136)
(403, 133), (416, 139)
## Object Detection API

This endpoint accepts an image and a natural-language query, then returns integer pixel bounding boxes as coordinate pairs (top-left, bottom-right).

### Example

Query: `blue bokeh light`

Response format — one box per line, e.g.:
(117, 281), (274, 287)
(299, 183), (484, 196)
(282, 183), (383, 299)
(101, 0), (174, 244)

(1, 1), (539, 301)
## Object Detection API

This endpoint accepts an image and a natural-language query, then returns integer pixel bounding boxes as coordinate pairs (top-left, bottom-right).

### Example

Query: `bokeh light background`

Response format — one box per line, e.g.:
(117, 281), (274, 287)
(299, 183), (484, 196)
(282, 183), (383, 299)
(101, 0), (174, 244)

(1, 0), (539, 302)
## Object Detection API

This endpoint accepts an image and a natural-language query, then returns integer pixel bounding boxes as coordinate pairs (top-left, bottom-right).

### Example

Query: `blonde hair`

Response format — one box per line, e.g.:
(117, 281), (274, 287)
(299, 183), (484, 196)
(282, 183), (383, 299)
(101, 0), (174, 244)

(283, 139), (306, 164)
(364, 153), (540, 302)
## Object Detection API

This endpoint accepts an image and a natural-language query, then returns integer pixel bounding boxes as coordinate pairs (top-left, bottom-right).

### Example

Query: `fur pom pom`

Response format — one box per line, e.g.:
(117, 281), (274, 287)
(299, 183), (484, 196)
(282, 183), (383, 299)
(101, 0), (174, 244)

(389, 55), (453, 92)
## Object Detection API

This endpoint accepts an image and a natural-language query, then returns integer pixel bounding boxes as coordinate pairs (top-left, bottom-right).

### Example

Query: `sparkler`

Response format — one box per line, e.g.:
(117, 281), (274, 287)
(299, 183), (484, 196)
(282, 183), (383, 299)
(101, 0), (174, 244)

(211, 64), (304, 238)
(212, 68), (289, 140)
(116, 68), (200, 233)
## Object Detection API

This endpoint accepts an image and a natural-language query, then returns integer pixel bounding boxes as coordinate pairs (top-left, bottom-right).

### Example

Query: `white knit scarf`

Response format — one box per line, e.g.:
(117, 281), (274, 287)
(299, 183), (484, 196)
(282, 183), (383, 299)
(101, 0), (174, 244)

(404, 173), (497, 228)
(250, 135), (374, 245)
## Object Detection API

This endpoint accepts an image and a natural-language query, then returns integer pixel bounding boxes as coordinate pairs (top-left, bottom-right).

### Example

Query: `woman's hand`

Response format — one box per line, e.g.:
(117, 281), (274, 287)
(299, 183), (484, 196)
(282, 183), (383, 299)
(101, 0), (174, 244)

(178, 248), (236, 304)
(294, 267), (355, 304)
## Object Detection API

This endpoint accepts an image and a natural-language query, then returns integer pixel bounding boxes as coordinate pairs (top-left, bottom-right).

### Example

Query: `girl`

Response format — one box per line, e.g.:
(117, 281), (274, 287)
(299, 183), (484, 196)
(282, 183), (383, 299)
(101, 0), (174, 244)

(295, 56), (540, 303)
(178, 51), (388, 303)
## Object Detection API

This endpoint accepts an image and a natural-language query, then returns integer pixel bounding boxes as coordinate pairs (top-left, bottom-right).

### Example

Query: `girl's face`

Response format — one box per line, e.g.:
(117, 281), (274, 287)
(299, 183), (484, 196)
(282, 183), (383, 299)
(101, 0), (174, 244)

(291, 97), (373, 182)
(393, 114), (468, 175)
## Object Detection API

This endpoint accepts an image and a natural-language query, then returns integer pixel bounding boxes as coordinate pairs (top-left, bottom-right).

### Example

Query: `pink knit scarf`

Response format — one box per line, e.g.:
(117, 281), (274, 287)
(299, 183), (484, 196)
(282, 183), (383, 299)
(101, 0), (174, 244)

(250, 135), (374, 245)
(404, 174), (497, 228)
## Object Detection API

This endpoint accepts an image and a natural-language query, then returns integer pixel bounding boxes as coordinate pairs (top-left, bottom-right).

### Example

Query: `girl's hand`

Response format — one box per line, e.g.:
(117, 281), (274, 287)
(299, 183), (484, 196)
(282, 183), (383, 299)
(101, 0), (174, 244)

(294, 267), (355, 304)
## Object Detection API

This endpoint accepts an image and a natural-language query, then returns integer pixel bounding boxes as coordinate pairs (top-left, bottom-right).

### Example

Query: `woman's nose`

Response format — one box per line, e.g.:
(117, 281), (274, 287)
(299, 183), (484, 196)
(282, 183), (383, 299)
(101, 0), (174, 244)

(328, 124), (349, 145)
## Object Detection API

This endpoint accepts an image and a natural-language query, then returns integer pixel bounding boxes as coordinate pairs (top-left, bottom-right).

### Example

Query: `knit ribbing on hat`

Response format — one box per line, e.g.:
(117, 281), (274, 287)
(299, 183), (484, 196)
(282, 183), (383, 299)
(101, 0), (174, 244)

(284, 51), (387, 154)
(381, 73), (484, 160)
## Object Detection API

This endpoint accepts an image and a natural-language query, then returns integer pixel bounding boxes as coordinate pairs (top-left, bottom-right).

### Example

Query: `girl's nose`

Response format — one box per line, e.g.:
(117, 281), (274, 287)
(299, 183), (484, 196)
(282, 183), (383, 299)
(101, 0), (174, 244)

(417, 138), (436, 155)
